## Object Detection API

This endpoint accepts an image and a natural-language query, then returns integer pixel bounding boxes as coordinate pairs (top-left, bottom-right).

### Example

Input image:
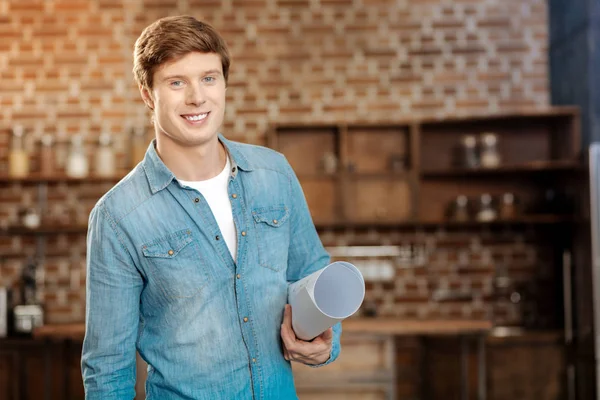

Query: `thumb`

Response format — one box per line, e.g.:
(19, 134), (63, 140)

(317, 327), (333, 343)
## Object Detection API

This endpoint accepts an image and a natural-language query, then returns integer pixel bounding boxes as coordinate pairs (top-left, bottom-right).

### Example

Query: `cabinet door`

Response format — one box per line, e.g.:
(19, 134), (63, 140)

(292, 333), (395, 399)
(0, 349), (19, 400)
(344, 178), (413, 222)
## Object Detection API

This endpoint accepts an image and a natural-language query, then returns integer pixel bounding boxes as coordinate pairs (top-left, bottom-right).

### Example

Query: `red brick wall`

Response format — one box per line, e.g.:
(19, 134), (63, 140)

(0, 0), (550, 325)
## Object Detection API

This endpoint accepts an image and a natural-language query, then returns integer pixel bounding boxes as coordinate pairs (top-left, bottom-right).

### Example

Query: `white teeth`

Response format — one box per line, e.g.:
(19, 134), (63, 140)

(184, 113), (207, 121)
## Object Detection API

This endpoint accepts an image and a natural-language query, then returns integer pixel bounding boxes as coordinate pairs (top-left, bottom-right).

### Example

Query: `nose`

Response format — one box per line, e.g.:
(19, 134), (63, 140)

(185, 82), (206, 107)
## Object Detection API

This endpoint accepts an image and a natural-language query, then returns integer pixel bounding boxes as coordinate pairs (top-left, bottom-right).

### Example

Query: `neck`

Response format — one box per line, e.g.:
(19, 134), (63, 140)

(155, 136), (227, 181)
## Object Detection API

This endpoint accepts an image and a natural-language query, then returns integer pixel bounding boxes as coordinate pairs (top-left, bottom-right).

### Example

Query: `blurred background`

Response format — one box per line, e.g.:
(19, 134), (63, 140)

(0, 0), (599, 399)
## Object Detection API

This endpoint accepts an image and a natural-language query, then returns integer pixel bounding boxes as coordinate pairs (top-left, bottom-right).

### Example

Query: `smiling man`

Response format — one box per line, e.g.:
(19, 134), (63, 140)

(81, 15), (341, 400)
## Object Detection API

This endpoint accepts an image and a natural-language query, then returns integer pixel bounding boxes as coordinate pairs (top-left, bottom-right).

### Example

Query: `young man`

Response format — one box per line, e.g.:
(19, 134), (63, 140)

(81, 15), (341, 400)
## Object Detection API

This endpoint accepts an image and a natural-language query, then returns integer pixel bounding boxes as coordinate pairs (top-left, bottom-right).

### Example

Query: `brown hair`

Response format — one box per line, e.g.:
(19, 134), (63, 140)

(133, 15), (231, 90)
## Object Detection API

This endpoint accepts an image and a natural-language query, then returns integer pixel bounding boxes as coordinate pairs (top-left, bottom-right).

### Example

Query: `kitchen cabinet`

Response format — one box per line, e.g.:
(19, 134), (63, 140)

(0, 337), (84, 400)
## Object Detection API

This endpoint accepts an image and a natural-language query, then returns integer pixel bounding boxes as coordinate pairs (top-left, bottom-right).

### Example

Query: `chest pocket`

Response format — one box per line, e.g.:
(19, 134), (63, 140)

(141, 229), (208, 300)
(252, 206), (291, 272)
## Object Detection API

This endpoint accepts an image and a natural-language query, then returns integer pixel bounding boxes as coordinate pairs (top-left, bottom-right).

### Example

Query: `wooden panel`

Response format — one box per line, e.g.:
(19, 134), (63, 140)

(299, 178), (339, 224)
(347, 127), (410, 173)
(296, 388), (388, 400)
(345, 178), (412, 222)
(487, 338), (565, 400)
(0, 350), (18, 400)
(292, 334), (394, 383)
(276, 128), (338, 175)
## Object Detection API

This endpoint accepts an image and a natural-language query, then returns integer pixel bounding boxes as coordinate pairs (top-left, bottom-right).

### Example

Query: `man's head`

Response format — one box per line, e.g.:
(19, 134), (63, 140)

(133, 15), (230, 92)
(133, 16), (230, 149)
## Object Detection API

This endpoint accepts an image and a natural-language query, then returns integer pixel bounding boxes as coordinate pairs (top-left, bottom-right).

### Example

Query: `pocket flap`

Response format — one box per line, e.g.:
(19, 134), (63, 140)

(142, 229), (193, 258)
(252, 206), (290, 227)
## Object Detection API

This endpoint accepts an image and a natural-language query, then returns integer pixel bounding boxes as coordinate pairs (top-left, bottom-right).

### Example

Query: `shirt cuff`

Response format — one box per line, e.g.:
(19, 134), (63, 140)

(308, 322), (342, 368)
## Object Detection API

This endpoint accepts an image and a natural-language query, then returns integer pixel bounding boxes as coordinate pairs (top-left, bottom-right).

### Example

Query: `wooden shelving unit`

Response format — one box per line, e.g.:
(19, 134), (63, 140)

(268, 107), (584, 228)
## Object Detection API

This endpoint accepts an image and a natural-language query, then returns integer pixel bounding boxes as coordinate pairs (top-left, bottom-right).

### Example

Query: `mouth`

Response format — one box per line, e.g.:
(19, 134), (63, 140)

(181, 112), (209, 124)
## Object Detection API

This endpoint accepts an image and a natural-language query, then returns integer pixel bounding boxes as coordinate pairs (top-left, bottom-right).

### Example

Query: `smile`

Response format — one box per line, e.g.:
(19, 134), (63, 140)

(182, 112), (209, 121)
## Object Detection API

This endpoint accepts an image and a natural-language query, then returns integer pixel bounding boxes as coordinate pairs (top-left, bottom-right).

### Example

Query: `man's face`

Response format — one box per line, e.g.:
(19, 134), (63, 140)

(142, 52), (226, 149)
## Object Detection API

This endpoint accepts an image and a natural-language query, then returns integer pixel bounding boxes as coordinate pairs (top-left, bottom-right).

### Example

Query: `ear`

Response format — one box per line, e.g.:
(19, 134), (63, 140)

(139, 86), (155, 110)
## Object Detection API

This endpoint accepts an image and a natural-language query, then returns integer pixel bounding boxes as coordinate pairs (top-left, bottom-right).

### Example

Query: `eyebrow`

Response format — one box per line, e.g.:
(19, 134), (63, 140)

(161, 70), (223, 82)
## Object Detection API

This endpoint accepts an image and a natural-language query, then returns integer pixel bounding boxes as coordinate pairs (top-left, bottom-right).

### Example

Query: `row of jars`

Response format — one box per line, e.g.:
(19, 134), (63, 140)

(7, 126), (148, 178)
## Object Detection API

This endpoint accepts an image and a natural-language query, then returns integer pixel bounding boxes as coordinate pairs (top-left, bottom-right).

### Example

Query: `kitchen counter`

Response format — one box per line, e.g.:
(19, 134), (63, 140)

(32, 318), (492, 341)
(343, 318), (492, 335)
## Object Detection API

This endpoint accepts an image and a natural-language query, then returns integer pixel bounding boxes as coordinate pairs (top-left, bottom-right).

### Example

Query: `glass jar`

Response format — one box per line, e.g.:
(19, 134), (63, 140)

(499, 192), (517, 220)
(476, 193), (497, 222)
(451, 195), (470, 221)
(66, 134), (89, 178)
(480, 132), (501, 168)
(9, 125), (29, 178)
(95, 133), (116, 177)
(39, 134), (55, 176)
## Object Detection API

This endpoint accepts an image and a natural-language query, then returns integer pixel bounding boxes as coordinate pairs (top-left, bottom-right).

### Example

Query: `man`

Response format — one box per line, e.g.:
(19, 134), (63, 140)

(81, 15), (341, 400)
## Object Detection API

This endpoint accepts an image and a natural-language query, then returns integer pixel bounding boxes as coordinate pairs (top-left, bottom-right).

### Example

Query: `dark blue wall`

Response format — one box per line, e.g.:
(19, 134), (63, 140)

(549, 0), (600, 149)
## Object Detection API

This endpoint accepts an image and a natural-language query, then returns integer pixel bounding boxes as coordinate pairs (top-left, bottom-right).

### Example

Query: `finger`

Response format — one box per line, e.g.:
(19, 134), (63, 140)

(280, 318), (297, 350)
(283, 346), (290, 361)
(282, 304), (291, 326)
(311, 328), (333, 345)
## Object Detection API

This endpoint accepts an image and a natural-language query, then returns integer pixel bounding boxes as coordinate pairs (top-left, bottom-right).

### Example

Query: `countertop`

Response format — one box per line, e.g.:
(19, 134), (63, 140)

(31, 319), (492, 341)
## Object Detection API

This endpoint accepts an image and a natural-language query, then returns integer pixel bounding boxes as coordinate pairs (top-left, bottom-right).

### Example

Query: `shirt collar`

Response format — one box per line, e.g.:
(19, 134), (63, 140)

(142, 134), (254, 194)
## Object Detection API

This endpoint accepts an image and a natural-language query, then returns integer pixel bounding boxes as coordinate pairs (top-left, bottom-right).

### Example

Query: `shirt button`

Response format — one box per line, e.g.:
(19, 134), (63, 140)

(194, 198), (200, 203)
(273, 219), (278, 224)
(252, 358), (256, 363)
(243, 317), (249, 322)
(215, 235), (220, 241)
(232, 194), (237, 199)
(168, 250), (174, 256)
(241, 231), (246, 236)
(236, 274), (241, 279)
(231, 167), (236, 173)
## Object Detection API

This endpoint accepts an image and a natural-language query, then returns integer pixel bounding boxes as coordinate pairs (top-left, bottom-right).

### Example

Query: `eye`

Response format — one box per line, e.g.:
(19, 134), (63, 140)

(170, 80), (184, 87)
(203, 76), (216, 83)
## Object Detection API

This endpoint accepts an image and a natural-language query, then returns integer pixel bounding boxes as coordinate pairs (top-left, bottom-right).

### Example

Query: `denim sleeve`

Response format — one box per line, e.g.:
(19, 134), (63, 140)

(283, 157), (342, 367)
(81, 204), (143, 400)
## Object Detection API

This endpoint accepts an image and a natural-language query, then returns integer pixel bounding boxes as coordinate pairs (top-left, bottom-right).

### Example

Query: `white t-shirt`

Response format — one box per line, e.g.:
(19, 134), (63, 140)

(178, 157), (237, 261)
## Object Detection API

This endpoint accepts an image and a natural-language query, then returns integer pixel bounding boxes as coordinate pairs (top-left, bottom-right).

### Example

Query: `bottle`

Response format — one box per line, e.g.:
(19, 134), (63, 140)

(480, 133), (501, 168)
(476, 193), (497, 222)
(460, 134), (479, 168)
(130, 127), (147, 167)
(95, 132), (116, 177)
(66, 134), (89, 178)
(8, 125), (29, 178)
(39, 134), (55, 176)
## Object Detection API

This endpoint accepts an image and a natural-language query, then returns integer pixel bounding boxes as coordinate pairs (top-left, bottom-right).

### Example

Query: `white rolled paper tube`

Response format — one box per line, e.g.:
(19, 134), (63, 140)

(288, 261), (365, 341)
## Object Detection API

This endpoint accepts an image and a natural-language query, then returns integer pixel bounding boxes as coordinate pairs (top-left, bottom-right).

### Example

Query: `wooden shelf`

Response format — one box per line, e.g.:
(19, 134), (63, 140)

(297, 174), (338, 180)
(344, 171), (413, 179)
(0, 174), (126, 184)
(421, 160), (586, 178)
(299, 172), (413, 180)
(1, 225), (88, 235)
(314, 215), (577, 230)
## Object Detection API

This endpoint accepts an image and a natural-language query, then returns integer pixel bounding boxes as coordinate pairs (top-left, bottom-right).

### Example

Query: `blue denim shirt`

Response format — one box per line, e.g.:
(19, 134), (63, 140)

(81, 135), (341, 400)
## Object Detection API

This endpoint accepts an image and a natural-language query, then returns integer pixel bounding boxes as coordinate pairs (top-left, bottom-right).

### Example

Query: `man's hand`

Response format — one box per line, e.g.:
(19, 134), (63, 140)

(280, 304), (333, 366)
